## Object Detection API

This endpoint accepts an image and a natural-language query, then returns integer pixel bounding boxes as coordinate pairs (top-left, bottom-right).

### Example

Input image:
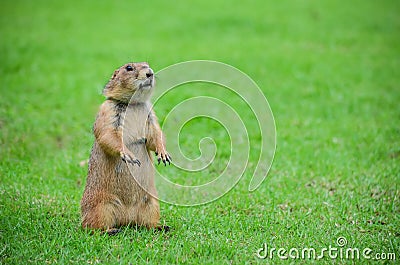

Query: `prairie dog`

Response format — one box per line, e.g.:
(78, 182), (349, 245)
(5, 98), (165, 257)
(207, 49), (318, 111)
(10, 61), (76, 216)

(80, 62), (171, 232)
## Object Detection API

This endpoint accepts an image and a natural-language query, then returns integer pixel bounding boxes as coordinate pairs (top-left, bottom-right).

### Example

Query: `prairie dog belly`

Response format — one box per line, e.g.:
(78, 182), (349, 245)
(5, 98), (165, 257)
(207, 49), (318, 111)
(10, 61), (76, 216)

(126, 142), (154, 187)
(113, 142), (153, 206)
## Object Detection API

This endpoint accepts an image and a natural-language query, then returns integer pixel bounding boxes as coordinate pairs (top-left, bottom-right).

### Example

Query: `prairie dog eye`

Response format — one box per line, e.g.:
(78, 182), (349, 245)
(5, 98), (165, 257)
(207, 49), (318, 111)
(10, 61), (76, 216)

(126, 65), (134, 71)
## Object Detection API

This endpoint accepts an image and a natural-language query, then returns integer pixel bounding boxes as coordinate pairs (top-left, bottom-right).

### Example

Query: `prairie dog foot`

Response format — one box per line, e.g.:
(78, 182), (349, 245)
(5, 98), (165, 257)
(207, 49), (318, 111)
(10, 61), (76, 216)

(155, 225), (171, 232)
(106, 228), (121, 236)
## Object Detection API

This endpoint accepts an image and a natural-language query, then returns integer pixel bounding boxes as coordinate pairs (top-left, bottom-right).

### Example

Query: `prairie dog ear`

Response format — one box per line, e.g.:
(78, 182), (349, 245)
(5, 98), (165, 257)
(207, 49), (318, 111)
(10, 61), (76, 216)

(103, 68), (120, 95)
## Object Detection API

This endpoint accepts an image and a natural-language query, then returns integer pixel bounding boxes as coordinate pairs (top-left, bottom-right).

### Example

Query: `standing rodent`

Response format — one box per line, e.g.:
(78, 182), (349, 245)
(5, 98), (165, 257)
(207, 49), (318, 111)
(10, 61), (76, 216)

(80, 62), (171, 233)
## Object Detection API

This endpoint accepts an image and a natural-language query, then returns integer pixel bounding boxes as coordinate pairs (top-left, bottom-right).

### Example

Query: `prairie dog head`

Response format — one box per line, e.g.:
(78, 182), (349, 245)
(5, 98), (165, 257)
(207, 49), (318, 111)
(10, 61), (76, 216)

(103, 62), (155, 103)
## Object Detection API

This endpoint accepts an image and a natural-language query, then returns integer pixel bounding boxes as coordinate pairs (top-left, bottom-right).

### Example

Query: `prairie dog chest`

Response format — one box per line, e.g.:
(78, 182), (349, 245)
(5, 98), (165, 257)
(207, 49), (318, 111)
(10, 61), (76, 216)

(121, 102), (151, 143)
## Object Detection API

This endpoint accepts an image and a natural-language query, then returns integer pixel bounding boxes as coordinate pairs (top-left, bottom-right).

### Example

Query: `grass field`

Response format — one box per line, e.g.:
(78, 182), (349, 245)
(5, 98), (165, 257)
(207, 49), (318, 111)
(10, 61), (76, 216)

(1, 0), (399, 264)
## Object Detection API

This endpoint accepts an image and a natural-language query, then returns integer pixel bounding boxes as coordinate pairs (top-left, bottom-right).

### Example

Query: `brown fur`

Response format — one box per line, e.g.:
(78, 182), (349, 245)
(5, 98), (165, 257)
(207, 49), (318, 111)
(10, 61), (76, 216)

(80, 62), (171, 232)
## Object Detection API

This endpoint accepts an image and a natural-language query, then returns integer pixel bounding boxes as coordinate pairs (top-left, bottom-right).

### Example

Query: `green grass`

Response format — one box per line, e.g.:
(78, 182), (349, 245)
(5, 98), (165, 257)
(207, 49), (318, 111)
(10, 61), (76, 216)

(1, 0), (399, 264)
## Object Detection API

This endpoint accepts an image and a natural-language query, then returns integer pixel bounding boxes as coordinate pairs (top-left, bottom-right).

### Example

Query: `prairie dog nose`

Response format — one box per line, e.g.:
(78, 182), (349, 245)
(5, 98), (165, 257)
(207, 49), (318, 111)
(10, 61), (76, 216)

(146, 68), (154, 78)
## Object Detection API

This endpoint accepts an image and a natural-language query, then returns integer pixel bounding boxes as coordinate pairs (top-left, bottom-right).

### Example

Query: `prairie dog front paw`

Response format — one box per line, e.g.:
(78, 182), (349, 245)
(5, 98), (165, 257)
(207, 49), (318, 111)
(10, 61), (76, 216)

(120, 150), (141, 167)
(155, 148), (172, 166)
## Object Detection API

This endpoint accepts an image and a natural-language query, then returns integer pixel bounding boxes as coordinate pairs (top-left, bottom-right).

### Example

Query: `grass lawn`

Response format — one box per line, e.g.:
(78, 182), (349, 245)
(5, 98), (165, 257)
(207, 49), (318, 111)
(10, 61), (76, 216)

(1, 0), (399, 264)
